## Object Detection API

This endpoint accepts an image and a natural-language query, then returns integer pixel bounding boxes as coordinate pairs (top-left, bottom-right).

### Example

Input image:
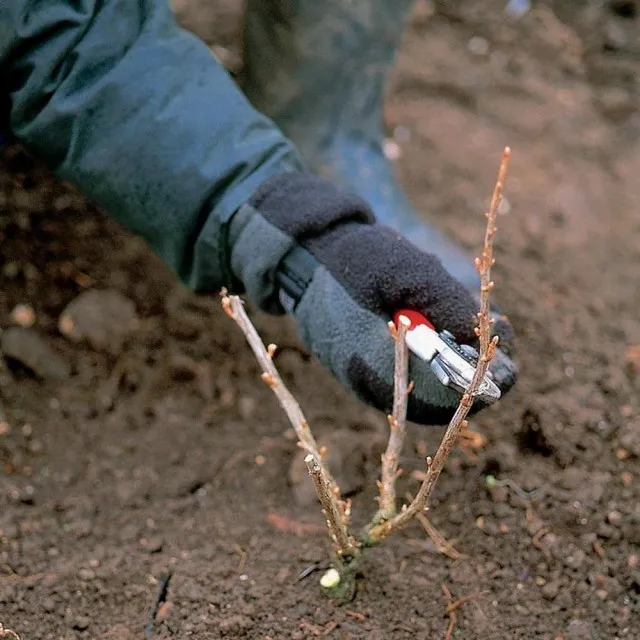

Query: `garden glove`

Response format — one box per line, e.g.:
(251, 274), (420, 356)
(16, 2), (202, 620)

(228, 172), (517, 425)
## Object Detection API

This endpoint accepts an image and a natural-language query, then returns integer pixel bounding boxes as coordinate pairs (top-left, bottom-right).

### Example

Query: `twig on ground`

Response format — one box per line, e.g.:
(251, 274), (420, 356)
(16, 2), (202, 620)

(145, 569), (173, 639)
(221, 293), (355, 562)
(442, 584), (457, 640)
(442, 585), (486, 640)
(366, 147), (511, 545)
(415, 512), (463, 561)
(402, 489), (463, 559)
(377, 315), (411, 521)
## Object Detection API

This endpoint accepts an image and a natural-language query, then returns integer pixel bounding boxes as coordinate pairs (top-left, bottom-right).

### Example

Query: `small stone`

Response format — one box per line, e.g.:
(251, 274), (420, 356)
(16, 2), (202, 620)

(140, 536), (163, 553)
(11, 484), (36, 505)
(1, 327), (70, 380)
(563, 545), (586, 570)
(597, 522), (620, 540)
(606, 510), (623, 526)
(382, 138), (401, 161)
(603, 20), (628, 50)
(488, 485), (508, 503)
(42, 597), (56, 613)
(10, 304), (36, 328)
(541, 580), (560, 600)
(468, 36), (490, 56)
(78, 568), (95, 581)
(621, 471), (633, 487)
(595, 589), (608, 601)
(71, 616), (90, 631)
(618, 420), (640, 457)
(627, 554), (638, 568)
(58, 289), (139, 354)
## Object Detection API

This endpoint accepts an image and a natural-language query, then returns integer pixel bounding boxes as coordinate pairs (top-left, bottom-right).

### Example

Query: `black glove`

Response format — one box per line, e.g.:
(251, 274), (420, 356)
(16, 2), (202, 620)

(227, 172), (517, 424)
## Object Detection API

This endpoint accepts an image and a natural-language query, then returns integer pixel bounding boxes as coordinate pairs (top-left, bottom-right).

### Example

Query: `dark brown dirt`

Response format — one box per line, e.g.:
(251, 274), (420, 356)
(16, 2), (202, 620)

(2, 2), (639, 638)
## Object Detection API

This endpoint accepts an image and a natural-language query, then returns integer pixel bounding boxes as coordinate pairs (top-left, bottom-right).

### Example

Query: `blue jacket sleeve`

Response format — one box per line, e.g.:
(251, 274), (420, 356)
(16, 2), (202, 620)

(0, 0), (303, 291)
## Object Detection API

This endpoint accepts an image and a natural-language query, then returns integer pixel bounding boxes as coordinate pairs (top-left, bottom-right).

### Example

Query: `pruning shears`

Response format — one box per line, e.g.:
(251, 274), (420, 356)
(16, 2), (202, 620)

(394, 309), (501, 405)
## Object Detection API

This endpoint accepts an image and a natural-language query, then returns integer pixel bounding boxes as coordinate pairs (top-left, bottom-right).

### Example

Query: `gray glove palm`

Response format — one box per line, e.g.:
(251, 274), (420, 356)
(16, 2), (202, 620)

(228, 173), (516, 425)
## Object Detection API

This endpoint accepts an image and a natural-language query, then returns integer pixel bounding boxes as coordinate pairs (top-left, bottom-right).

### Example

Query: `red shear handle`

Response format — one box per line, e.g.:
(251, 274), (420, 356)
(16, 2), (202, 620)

(393, 309), (435, 331)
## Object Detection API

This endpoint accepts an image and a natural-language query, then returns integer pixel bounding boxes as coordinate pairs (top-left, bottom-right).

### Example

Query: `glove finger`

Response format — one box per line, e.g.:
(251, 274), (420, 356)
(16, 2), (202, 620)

(294, 267), (463, 425)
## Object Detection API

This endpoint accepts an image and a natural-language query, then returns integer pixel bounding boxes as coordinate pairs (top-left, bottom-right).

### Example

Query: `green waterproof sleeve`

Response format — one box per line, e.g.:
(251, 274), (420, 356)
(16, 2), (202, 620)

(0, 0), (303, 291)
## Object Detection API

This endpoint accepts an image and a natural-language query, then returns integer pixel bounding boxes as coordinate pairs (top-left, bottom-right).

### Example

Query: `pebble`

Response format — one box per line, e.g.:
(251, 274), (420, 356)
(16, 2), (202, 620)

(58, 289), (139, 354)
(563, 545), (586, 570)
(140, 536), (163, 553)
(606, 510), (622, 526)
(42, 597), (56, 613)
(71, 616), (90, 631)
(9, 303), (36, 328)
(541, 580), (560, 600)
(488, 485), (508, 503)
(597, 522), (620, 541)
(618, 419), (640, 457)
(467, 36), (490, 56)
(1, 327), (70, 380)
(603, 20), (628, 49)
(382, 138), (401, 161)
(78, 568), (95, 581)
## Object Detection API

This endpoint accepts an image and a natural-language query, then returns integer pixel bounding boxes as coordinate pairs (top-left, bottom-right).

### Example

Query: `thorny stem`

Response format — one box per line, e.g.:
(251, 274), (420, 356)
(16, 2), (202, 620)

(377, 316), (411, 521)
(366, 147), (511, 544)
(220, 293), (355, 560)
(305, 454), (358, 559)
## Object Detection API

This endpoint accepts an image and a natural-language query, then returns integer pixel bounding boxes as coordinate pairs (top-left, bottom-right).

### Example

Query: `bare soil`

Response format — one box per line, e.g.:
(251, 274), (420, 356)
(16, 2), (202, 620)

(1, 2), (639, 638)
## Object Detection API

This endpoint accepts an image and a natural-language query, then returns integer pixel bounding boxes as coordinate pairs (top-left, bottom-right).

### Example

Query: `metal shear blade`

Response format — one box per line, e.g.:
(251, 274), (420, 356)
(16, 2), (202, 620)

(404, 324), (501, 405)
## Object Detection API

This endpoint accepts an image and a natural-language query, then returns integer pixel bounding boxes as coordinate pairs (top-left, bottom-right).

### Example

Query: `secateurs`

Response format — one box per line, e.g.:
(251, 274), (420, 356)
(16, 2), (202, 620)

(394, 309), (501, 405)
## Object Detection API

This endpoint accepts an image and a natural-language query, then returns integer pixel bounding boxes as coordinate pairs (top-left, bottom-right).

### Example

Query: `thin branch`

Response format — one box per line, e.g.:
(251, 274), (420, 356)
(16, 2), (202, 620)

(367, 147), (511, 544)
(306, 454), (358, 558)
(415, 513), (463, 560)
(442, 584), (457, 640)
(377, 315), (411, 520)
(221, 293), (354, 558)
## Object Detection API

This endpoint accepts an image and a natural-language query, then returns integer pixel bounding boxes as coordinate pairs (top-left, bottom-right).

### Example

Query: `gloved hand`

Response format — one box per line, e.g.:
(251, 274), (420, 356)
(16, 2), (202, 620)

(228, 172), (517, 425)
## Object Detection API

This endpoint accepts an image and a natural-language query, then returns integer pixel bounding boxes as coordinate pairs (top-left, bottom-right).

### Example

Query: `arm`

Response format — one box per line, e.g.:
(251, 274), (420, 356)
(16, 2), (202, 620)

(1, 0), (517, 424)
(1, 0), (302, 290)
